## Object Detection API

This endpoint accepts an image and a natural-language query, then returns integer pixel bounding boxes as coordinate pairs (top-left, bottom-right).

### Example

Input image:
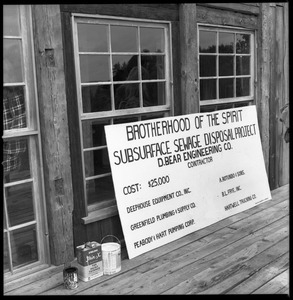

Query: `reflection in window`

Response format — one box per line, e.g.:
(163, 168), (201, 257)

(199, 26), (253, 108)
(82, 120), (109, 148)
(84, 148), (111, 177)
(82, 85), (111, 113)
(3, 5), (21, 36)
(86, 176), (115, 205)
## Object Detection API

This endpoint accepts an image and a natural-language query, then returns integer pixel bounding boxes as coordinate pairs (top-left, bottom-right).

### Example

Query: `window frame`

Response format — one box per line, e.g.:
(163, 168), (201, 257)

(3, 5), (50, 277)
(71, 13), (174, 219)
(197, 23), (256, 109)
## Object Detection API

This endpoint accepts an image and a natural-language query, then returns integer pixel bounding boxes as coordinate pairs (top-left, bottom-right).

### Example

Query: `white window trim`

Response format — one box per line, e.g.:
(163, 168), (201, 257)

(197, 23), (255, 107)
(71, 14), (174, 215)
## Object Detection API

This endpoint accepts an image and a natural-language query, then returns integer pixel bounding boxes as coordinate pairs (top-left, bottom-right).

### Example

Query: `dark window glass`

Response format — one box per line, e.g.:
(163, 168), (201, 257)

(200, 79), (216, 100)
(219, 32), (234, 53)
(82, 85), (111, 113)
(84, 149), (111, 177)
(11, 225), (38, 268)
(6, 182), (34, 227)
(236, 34), (250, 54)
(114, 83), (140, 110)
(142, 82), (165, 107)
(219, 78), (234, 98)
(82, 120), (110, 148)
(236, 78), (250, 97)
(86, 176), (115, 205)
(141, 55), (165, 80)
(199, 30), (216, 53)
(236, 56), (250, 75)
(200, 55), (216, 77)
(219, 56), (234, 76)
(112, 55), (138, 81)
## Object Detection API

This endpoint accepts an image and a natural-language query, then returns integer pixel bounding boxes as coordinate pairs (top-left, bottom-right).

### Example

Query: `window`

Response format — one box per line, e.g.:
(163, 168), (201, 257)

(72, 15), (173, 216)
(3, 5), (48, 276)
(198, 25), (255, 112)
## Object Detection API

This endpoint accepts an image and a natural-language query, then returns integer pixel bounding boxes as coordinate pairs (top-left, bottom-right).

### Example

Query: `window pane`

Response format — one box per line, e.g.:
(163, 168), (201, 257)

(141, 55), (165, 80)
(200, 79), (216, 100)
(200, 55), (216, 77)
(3, 86), (27, 131)
(82, 120), (109, 148)
(140, 27), (164, 53)
(219, 56), (234, 76)
(86, 176), (115, 205)
(4, 232), (10, 273)
(219, 32), (234, 53)
(113, 117), (139, 124)
(11, 225), (38, 268)
(143, 82), (165, 107)
(111, 25), (138, 52)
(6, 182), (34, 227)
(114, 83), (140, 109)
(219, 78), (234, 99)
(3, 138), (30, 183)
(77, 23), (108, 52)
(236, 34), (250, 54)
(84, 149), (111, 177)
(80, 55), (110, 82)
(3, 5), (21, 36)
(236, 56), (250, 75)
(112, 55), (138, 81)
(199, 31), (216, 53)
(82, 85), (111, 113)
(236, 78), (250, 97)
(4, 39), (24, 83)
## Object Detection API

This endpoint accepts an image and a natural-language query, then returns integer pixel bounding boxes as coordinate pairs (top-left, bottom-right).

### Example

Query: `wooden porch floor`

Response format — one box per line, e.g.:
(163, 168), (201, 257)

(4, 184), (289, 295)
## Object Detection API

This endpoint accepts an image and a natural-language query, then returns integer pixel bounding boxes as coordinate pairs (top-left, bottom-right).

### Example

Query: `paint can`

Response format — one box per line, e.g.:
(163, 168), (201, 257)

(101, 235), (121, 275)
(63, 265), (78, 289)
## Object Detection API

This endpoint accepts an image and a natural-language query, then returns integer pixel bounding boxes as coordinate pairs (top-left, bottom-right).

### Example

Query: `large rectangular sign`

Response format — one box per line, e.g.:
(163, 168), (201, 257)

(105, 106), (271, 259)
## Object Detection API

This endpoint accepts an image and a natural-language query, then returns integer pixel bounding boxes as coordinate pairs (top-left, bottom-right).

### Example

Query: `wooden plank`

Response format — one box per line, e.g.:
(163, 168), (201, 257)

(32, 5), (74, 265)
(74, 203), (288, 295)
(202, 239), (289, 294)
(121, 216), (289, 294)
(278, 4), (289, 186)
(198, 3), (260, 15)
(10, 185), (287, 295)
(252, 269), (289, 294)
(196, 5), (258, 29)
(60, 4), (179, 22)
(257, 3), (271, 176)
(60, 11), (88, 248)
(179, 4), (199, 114)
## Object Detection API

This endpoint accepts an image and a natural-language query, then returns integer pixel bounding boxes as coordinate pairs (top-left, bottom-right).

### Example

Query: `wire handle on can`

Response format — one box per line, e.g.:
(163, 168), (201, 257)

(101, 235), (120, 245)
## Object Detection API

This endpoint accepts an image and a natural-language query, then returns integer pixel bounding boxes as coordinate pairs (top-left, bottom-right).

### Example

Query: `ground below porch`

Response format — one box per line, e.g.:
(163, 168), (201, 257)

(4, 184), (289, 295)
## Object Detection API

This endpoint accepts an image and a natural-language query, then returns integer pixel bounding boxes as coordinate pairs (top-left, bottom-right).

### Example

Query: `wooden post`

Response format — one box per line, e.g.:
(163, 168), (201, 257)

(258, 3), (272, 180)
(32, 5), (74, 265)
(179, 4), (199, 114)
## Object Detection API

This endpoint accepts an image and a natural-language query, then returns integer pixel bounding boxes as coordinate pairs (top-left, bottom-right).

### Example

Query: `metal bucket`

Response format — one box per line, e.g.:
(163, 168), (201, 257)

(101, 235), (121, 275)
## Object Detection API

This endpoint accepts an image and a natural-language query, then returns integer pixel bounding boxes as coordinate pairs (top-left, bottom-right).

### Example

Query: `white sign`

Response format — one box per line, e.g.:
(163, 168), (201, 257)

(105, 106), (271, 259)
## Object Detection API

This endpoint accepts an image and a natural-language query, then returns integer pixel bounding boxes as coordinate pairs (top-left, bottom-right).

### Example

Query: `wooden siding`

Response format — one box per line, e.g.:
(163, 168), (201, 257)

(32, 5), (74, 265)
(258, 3), (289, 189)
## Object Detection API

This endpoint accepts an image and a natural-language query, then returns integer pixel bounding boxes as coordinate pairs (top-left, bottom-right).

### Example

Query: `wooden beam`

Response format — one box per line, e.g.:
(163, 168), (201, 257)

(32, 5), (74, 265)
(179, 4), (199, 114)
(257, 3), (272, 181)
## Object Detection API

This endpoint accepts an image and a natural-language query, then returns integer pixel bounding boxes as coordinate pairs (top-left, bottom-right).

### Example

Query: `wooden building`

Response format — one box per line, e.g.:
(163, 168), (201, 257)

(3, 3), (289, 288)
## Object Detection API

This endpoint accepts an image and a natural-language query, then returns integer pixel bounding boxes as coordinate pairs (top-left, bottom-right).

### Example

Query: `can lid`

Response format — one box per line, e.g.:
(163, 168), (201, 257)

(101, 242), (120, 251)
